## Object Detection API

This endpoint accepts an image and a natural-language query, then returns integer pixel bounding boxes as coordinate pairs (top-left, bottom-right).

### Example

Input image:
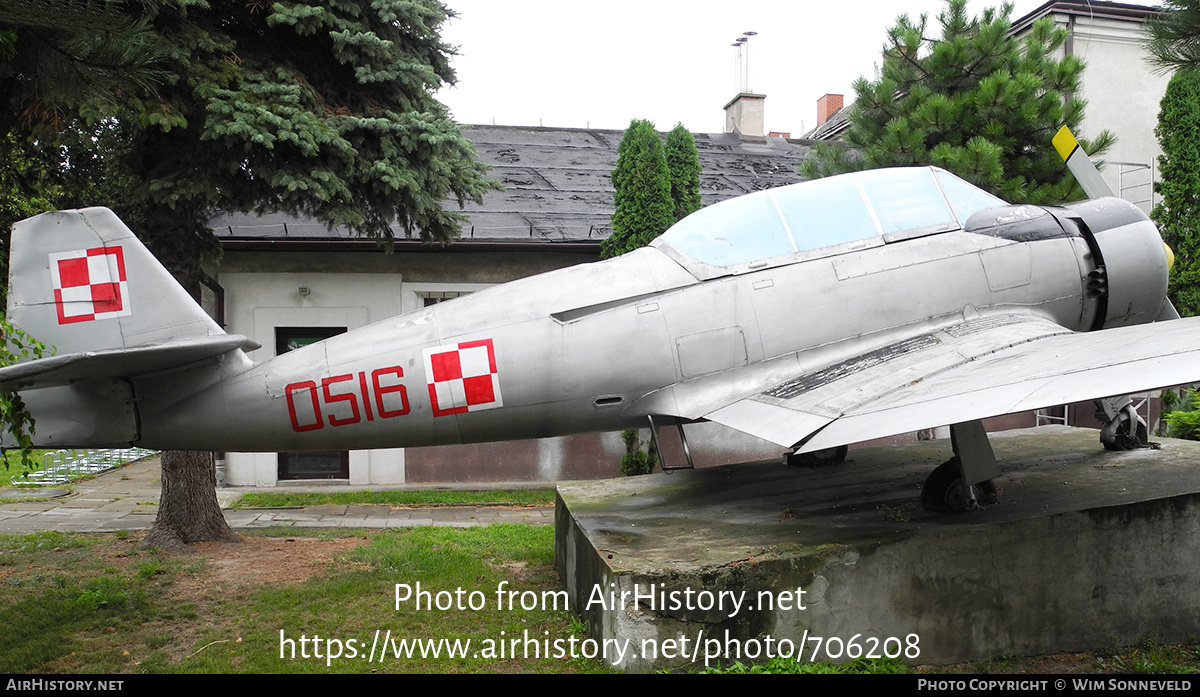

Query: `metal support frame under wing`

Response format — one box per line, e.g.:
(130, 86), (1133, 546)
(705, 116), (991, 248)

(647, 414), (695, 471)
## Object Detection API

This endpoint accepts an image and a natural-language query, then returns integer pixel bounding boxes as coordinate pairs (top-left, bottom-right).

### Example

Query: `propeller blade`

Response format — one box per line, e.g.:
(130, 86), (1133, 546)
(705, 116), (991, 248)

(1054, 125), (1114, 199)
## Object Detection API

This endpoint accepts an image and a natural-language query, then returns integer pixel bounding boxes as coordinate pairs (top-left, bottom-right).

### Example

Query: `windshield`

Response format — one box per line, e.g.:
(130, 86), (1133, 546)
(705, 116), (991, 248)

(654, 167), (1006, 268)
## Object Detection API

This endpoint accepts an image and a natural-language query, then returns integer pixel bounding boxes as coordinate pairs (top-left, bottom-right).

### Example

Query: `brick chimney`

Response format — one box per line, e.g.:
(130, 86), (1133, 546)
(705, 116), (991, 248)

(816, 94), (844, 127)
(724, 93), (766, 138)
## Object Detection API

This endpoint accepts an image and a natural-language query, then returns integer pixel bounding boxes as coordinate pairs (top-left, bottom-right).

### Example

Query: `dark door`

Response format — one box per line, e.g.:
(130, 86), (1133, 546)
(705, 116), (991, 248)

(275, 326), (350, 480)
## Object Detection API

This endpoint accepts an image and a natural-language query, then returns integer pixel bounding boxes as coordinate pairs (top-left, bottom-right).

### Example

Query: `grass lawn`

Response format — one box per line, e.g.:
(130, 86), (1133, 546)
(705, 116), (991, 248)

(0, 526), (605, 674)
(1, 526), (1198, 674)
(2, 449), (54, 482)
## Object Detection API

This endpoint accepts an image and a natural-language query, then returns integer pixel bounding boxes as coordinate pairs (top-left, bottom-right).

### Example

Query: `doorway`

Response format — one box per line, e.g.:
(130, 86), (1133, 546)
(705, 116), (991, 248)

(275, 326), (350, 480)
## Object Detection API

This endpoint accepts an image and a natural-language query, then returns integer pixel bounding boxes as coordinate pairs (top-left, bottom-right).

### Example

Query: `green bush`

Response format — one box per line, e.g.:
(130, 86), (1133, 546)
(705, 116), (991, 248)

(618, 429), (657, 476)
(602, 119), (674, 259)
(664, 123), (701, 222)
(1153, 68), (1200, 317)
(1163, 389), (1200, 440)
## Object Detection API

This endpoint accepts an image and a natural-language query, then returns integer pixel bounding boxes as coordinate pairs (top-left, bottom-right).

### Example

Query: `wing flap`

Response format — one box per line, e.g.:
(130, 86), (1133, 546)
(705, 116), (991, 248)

(705, 400), (833, 447)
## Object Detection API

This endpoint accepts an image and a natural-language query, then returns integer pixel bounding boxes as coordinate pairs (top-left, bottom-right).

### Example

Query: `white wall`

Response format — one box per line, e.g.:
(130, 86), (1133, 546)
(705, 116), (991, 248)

(1044, 12), (1171, 213)
(220, 271), (408, 486)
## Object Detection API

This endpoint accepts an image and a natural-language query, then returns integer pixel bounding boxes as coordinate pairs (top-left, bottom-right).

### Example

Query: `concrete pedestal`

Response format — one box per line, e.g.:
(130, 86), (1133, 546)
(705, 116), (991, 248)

(555, 426), (1200, 672)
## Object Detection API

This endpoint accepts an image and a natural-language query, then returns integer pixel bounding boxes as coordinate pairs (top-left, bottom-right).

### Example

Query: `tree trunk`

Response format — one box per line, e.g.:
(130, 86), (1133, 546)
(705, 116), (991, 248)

(142, 450), (240, 551)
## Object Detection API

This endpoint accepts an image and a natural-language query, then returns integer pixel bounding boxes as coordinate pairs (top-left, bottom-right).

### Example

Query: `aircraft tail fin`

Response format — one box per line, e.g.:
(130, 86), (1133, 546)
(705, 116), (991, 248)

(8, 207), (226, 356)
(3, 208), (259, 448)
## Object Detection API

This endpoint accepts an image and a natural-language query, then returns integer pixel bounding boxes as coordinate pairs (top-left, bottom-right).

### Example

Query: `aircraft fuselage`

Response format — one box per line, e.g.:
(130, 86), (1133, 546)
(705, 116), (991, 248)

(126, 197), (1165, 453)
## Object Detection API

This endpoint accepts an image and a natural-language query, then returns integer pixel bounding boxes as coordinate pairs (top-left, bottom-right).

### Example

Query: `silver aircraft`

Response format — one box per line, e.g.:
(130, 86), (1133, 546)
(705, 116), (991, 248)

(5, 128), (1199, 510)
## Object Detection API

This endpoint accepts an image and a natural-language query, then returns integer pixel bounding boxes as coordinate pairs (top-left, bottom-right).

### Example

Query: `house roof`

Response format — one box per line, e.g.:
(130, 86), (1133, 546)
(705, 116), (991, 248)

(212, 124), (815, 250)
(1010, 0), (1159, 34)
(803, 105), (852, 141)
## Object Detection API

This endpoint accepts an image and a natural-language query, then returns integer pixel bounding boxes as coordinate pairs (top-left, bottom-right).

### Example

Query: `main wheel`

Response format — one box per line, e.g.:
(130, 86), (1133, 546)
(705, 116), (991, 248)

(1101, 414), (1149, 451)
(783, 445), (848, 468)
(921, 458), (984, 512)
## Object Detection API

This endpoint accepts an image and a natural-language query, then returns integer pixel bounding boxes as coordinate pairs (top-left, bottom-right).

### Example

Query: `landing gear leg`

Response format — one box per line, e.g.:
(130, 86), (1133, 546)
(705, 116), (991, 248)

(1095, 396), (1149, 451)
(921, 421), (1001, 512)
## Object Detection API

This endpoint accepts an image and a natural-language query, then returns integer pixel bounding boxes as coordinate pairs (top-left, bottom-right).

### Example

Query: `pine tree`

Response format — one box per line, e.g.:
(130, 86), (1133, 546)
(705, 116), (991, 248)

(601, 119), (674, 259)
(801, 0), (1113, 205)
(1146, 0), (1200, 73)
(0, 2), (158, 477)
(1153, 68), (1200, 317)
(664, 123), (701, 222)
(0, 1), (165, 295)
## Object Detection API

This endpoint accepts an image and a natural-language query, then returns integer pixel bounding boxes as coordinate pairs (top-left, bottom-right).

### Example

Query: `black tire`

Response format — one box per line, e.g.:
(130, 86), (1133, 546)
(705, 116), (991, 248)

(921, 458), (983, 512)
(1102, 416), (1149, 451)
(783, 445), (848, 468)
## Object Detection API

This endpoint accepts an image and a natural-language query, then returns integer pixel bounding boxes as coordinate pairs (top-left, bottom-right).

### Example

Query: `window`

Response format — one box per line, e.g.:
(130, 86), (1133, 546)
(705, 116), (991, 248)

(420, 290), (473, 307)
(772, 176), (878, 252)
(275, 326), (346, 356)
(934, 169), (1007, 223)
(404, 283), (491, 314)
(856, 167), (957, 236)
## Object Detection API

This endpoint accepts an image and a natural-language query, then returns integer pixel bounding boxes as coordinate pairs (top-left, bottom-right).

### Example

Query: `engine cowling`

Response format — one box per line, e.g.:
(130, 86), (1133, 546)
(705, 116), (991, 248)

(1061, 197), (1170, 330)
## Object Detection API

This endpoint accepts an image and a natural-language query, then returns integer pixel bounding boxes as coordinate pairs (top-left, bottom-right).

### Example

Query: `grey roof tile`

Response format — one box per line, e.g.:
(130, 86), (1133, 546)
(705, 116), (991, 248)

(214, 124), (816, 246)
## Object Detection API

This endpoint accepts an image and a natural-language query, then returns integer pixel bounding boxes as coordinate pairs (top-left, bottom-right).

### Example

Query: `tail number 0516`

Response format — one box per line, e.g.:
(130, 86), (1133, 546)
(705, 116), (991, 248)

(285, 367), (410, 432)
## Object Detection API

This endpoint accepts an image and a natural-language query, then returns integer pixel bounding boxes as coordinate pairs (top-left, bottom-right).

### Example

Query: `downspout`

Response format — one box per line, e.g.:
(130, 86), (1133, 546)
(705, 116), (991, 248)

(197, 270), (227, 485)
(198, 271), (226, 329)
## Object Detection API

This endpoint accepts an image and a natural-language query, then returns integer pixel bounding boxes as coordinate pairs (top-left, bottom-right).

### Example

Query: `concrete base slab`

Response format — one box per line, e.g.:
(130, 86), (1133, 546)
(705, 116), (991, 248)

(0, 488), (69, 500)
(555, 426), (1200, 672)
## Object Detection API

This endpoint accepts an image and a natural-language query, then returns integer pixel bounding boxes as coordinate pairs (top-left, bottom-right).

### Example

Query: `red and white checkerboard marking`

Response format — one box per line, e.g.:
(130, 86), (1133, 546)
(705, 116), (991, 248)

(424, 338), (503, 417)
(49, 247), (131, 325)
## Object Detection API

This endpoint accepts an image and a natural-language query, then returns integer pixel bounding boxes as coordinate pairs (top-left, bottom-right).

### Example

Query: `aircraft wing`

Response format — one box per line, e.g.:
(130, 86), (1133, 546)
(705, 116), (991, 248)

(672, 312), (1200, 452)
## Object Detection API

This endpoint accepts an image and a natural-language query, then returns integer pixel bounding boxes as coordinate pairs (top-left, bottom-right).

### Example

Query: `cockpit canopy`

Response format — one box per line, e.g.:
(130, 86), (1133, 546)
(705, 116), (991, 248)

(653, 167), (1006, 268)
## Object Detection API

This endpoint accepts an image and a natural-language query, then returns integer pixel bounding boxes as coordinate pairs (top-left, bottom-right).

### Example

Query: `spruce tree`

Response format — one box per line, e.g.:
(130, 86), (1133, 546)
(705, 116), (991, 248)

(0, 0), (498, 545)
(664, 123), (701, 222)
(1153, 68), (1200, 317)
(801, 0), (1112, 205)
(0, 0), (166, 133)
(3, 1), (498, 290)
(602, 119), (674, 259)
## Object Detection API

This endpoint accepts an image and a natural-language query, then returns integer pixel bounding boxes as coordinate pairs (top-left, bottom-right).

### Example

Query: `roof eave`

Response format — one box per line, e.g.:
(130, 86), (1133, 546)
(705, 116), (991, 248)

(218, 238), (604, 254)
(1010, 1), (1161, 35)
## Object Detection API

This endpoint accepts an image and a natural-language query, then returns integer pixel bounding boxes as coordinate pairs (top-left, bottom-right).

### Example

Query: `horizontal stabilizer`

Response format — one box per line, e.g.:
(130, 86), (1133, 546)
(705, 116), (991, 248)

(0, 335), (257, 392)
